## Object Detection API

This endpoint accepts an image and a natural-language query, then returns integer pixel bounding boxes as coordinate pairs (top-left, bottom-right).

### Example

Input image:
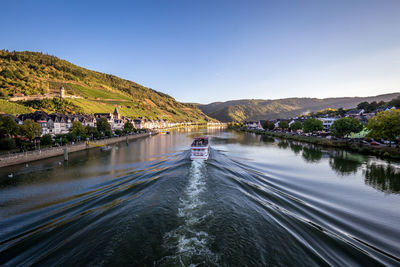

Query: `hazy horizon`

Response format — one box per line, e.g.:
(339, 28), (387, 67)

(2, 0), (400, 103)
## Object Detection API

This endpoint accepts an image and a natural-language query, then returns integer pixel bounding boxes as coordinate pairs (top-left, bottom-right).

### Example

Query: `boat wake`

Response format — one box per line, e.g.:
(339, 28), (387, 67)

(158, 159), (218, 266)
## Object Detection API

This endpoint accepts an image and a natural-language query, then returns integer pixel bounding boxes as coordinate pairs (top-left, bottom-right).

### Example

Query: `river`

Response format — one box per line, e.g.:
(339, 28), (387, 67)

(0, 129), (399, 266)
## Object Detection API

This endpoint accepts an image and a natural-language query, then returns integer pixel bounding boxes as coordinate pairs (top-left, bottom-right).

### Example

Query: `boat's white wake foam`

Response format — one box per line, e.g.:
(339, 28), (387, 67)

(159, 160), (218, 266)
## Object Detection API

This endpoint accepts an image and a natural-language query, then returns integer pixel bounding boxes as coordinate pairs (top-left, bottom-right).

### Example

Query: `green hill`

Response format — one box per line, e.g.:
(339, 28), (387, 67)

(198, 93), (400, 122)
(0, 50), (214, 122)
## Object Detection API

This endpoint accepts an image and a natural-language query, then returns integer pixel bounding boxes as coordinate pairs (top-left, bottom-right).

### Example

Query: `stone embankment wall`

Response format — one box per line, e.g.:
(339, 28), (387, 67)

(0, 133), (150, 168)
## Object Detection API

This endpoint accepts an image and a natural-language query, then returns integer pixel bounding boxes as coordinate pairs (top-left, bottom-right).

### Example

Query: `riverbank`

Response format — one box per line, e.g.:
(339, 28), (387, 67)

(0, 132), (151, 168)
(235, 128), (400, 160)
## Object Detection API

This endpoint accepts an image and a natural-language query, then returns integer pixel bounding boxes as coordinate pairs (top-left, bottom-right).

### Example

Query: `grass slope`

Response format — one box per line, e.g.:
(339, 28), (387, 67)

(0, 50), (214, 122)
(0, 99), (33, 114)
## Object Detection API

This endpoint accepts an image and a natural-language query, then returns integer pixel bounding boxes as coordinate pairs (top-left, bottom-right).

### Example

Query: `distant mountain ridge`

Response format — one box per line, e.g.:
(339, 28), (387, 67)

(0, 50), (214, 122)
(198, 93), (400, 122)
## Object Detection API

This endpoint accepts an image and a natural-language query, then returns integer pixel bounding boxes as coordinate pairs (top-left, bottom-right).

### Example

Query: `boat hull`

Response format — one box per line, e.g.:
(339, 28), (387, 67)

(190, 146), (209, 160)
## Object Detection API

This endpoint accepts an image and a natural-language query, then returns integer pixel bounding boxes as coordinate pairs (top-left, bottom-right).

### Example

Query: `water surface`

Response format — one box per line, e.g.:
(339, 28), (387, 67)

(1, 129), (399, 266)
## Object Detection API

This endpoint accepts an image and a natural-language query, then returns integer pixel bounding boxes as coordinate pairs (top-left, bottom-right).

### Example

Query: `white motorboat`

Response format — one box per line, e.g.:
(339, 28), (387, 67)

(190, 136), (210, 160)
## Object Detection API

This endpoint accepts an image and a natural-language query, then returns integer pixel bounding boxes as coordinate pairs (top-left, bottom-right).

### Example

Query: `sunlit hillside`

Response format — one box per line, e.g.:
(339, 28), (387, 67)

(0, 50), (214, 122)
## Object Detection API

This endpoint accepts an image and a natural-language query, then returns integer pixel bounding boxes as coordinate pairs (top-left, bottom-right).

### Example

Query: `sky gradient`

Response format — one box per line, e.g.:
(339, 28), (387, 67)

(2, 0), (400, 103)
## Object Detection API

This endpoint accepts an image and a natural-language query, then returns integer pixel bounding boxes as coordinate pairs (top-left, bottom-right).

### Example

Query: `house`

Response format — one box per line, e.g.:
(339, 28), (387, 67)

(50, 114), (69, 135)
(318, 117), (338, 130)
(94, 113), (114, 128)
(288, 120), (296, 126)
(273, 119), (291, 129)
(1, 114), (23, 125)
(244, 121), (263, 130)
(161, 119), (169, 128)
(94, 113), (112, 119)
(80, 115), (96, 127)
(133, 118), (144, 129)
(112, 119), (124, 130)
(19, 111), (50, 136)
(346, 109), (364, 118)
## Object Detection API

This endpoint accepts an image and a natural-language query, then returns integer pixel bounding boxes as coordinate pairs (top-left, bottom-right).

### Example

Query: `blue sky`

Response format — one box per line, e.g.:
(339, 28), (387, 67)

(2, 0), (400, 103)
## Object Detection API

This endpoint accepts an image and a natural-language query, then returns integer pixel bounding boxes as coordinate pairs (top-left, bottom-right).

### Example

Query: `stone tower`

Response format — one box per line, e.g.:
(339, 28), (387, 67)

(60, 86), (65, 99)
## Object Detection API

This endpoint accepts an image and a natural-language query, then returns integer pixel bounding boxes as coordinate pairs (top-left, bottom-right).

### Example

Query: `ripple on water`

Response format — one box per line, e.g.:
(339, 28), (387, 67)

(159, 160), (219, 266)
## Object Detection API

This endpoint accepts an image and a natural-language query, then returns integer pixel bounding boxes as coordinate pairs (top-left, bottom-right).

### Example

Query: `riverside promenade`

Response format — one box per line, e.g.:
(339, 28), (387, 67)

(0, 133), (150, 168)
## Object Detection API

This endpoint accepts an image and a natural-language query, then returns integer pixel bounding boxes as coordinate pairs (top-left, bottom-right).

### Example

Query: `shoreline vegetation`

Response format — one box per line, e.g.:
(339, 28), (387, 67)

(232, 127), (400, 161)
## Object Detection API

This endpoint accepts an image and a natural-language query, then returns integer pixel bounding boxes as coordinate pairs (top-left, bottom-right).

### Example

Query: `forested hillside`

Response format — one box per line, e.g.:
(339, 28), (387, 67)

(0, 50), (214, 122)
(198, 93), (400, 122)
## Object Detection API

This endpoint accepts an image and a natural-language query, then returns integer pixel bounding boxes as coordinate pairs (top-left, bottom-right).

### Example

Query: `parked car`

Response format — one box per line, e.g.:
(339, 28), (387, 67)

(382, 140), (396, 145)
(370, 141), (381, 146)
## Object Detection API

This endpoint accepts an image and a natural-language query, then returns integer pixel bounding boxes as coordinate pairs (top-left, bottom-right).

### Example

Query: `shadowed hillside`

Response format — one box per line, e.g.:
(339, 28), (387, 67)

(198, 93), (400, 122)
(0, 50), (214, 122)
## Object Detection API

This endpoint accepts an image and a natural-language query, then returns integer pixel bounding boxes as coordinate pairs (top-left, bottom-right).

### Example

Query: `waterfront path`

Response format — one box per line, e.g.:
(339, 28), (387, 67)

(0, 133), (150, 168)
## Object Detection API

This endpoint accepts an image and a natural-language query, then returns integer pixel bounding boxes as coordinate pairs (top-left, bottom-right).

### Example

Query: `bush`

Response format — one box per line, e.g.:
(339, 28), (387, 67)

(115, 129), (123, 136)
(105, 130), (112, 137)
(41, 134), (53, 146)
(66, 132), (77, 142)
(0, 138), (16, 150)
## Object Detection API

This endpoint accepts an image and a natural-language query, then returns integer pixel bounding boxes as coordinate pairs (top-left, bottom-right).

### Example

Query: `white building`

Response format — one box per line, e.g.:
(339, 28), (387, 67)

(318, 117), (338, 129)
(244, 121), (263, 130)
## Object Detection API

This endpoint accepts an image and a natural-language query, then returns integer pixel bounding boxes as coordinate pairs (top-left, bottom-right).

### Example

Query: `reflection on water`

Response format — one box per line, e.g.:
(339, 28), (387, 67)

(365, 163), (400, 193)
(261, 135), (275, 143)
(272, 138), (399, 194)
(0, 129), (399, 266)
(301, 146), (323, 163)
(289, 142), (303, 155)
(329, 151), (365, 176)
(277, 140), (289, 149)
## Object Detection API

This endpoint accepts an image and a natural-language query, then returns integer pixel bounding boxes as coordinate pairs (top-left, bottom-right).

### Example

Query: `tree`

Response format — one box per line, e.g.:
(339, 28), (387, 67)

(123, 121), (135, 134)
(105, 129), (112, 137)
(330, 117), (363, 138)
(357, 101), (370, 111)
(70, 121), (86, 139)
(22, 119), (41, 141)
(41, 134), (53, 146)
(278, 121), (289, 130)
(368, 101), (379, 112)
(86, 126), (100, 139)
(303, 118), (323, 133)
(115, 129), (123, 136)
(367, 110), (400, 144)
(337, 108), (346, 117)
(0, 138), (16, 150)
(66, 132), (77, 142)
(290, 121), (303, 131)
(389, 97), (400, 108)
(377, 100), (387, 108)
(357, 101), (379, 113)
(96, 117), (111, 136)
(263, 120), (275, 130)
(0, 116), (19, 138)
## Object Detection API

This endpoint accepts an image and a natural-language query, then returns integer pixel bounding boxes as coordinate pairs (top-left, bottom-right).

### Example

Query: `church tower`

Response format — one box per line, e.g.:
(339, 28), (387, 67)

(113, 107), (120, 120)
